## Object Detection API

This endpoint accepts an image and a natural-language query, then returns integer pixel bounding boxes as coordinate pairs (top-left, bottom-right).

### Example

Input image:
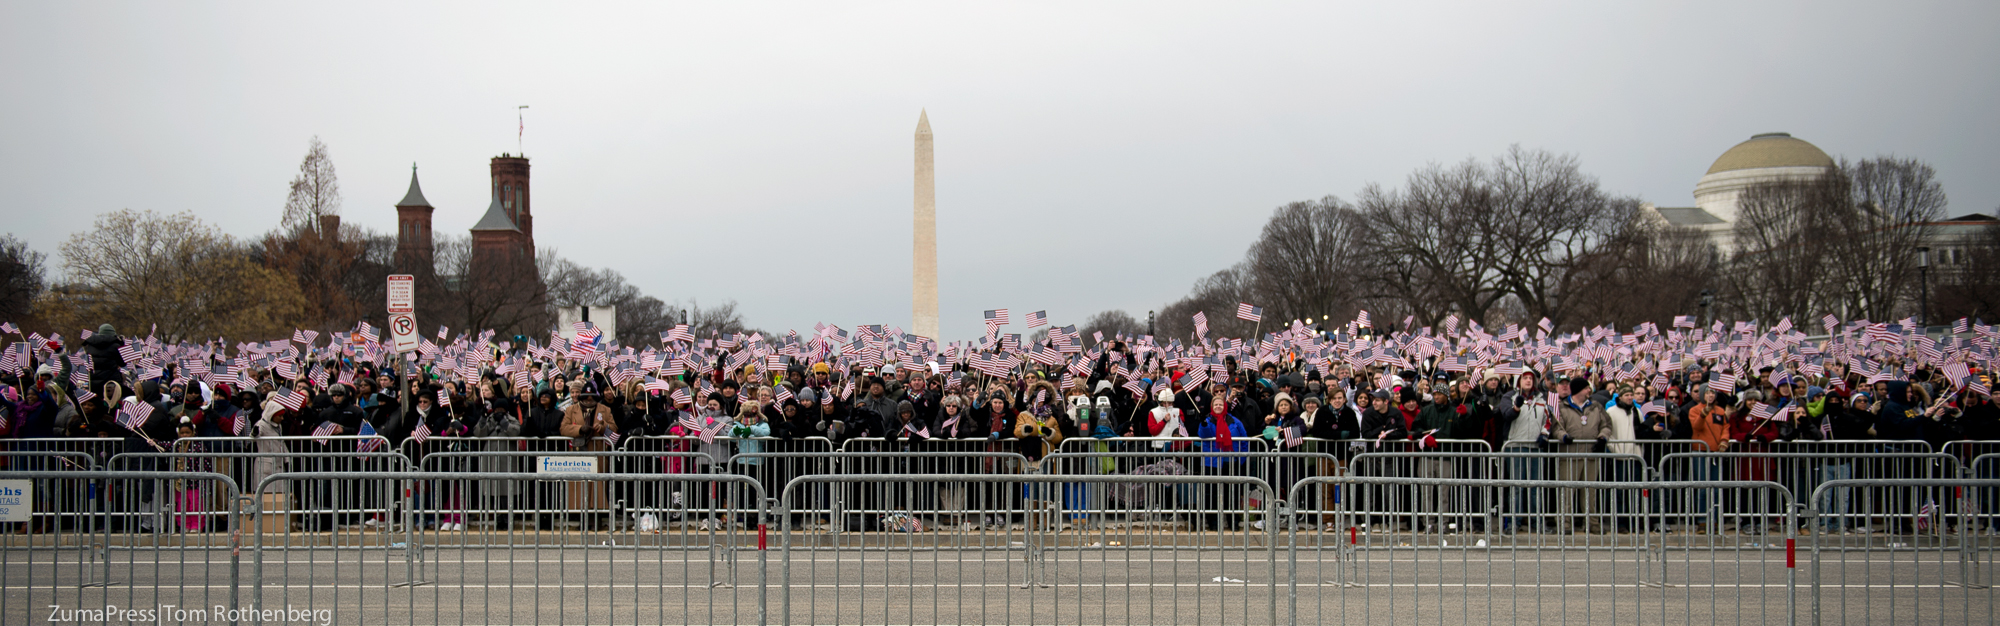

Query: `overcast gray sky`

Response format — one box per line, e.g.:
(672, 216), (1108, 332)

(4, 2), (1996, 341)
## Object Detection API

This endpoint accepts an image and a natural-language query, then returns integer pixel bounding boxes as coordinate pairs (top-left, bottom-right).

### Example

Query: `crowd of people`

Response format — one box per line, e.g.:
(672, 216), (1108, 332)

(2, 311), (1997, 534)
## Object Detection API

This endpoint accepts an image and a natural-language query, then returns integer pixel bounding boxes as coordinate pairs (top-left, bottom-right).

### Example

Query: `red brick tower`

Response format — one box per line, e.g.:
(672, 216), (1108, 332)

(490, 153), (532, 256)
(393, 164), (435, 271)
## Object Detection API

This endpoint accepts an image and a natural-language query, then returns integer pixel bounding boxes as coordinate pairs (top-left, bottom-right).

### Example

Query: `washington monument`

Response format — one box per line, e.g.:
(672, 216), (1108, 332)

(912, 110), (939, 339)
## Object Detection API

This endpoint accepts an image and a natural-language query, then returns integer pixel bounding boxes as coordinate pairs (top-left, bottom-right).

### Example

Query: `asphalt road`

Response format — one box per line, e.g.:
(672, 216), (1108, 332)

(4, 531), (1992, 625)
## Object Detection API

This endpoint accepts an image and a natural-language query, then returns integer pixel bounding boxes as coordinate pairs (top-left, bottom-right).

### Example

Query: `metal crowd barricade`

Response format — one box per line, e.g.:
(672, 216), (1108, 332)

(1945, 441), (2000, 476)
(0, 470), (245, 626)
(1287, 476), (1800, 626)
(778, 473), (1280, 626)
(251, 469), (768, 626)
(1042, 450), (1337, 532)
(2, 436), (128, 470)
(418, 450), (695, 534)
(1056, 436), (1277, 455)
(1345, 451), (1651, 538)
(0, 452), (100, 537)
(1503, 438), (1713, 469)
(734, 450), (1027, 534)
(1808, 478), (1998, 626)
(108, 451), (410, 541)
(1661, 451), (1960, 537)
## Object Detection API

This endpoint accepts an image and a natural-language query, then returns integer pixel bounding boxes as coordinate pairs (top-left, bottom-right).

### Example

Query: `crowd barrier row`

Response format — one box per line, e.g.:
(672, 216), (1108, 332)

(0, 468), (1994, 625)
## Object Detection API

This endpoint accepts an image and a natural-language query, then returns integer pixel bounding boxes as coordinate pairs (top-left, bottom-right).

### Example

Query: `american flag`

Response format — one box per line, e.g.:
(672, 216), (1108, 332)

(670, 387), (693, 406)
(1953, 318), (1970, 334)
(1026, 310), (1048, 328)
(1943, 362), (1972, 390)
(232, 409), (249, 436)
(678, 411), (703, 434)
(1822, 314), (1840, 332)
(1916, 498), (1937, 532)
(1749, 402), (1774, 421)
(293, 329), (319, 346)
(436, 389), (451, 408)
(983, 309), (1011, 327)
(664, 324), (693, 344)
(1673, 315), (1694, 329)
(275, 389), (307, 412)
(1180, 365), (1209, 390)
(1707, 371), (1736, 394)
(0, 322), (16, 334)
(356, 421), (384, 452)
(1639, 400), (1667, 417)
(604, 428), (621, 447)
(1356, 310), (1372, 328)
(409, 420), (433, 444)
(437, 325), (450, 340)
(117, 400), (151, 432)
(312, 420), (337, 444)
(774, 385), (794, 404)
(1192, 312), (1209, 337)
(1236, 303), (1262, 322)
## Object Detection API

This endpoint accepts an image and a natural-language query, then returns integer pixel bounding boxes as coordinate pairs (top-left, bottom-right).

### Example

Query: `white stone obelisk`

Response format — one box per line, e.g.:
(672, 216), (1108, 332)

(912, 110), (940, 340)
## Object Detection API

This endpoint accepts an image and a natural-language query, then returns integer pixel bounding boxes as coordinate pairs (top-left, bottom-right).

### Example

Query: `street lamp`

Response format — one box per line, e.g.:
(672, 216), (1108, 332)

(1917, 247), (1931, 330)
(1699, 289), (1715, 327)
(1147, 310), (1155, 338)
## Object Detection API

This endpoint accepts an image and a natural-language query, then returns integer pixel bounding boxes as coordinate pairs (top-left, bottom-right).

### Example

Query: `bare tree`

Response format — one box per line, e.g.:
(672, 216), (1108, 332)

(432, 233), (550, 337)
(1352, 160), (1505, 327)
(42, 210), (307, 341)
(1721, 170), (1845, 322)
(1484, 146), (1648, 329)
(0, 234), (47, 324)
(1153, 265), (1250, 341)
(281, 137), (342, 234)
(1243, 197), (1370, 327)
(1079, 310), (1146, 344)
(1826, 157), (1946, 320)
(1932, 221), (2000, 322)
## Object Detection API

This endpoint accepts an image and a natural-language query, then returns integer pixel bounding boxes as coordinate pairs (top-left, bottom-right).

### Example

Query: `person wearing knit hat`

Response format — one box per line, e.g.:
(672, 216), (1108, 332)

(1550, 376), (1611, 533)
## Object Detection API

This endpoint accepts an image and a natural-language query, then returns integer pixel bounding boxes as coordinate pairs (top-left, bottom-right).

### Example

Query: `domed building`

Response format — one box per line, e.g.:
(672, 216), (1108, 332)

(1646, 132), (1837, 251)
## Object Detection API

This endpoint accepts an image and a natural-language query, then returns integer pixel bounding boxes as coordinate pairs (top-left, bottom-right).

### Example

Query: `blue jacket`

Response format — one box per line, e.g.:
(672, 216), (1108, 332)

(1196, 413), (1248, 467)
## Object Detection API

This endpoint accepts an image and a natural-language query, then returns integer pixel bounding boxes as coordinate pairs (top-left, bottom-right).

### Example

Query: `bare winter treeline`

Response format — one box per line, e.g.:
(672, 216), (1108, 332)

(1149, 147), (1989, 340)
(14, 138), (748, 344)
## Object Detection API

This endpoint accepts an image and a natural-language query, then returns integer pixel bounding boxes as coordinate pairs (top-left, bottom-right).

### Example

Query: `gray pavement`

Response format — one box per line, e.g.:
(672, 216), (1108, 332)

(5, 531), (1993, 625)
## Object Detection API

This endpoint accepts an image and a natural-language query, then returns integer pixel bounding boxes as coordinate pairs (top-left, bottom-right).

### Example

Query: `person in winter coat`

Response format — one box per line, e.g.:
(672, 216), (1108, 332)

(1360, 390), (1408, 442)
(1144, 388), (1189, 448)
(251, 393), (290, 496)
(80, 324), (127, 395)
(1196, 395), (1249, 531)
(1012, 401), (1062, 462)
(1603, 385), (1641, 456)
(1547, 377), (1612, 532)
(1413, 387), (1471, 446)
(559, 387), (616, 451)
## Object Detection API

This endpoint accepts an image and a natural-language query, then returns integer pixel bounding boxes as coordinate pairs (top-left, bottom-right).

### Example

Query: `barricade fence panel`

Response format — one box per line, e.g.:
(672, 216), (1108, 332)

(733, 451), (1028, 532)
(0, 471), (244, 626)
(1808, 478), (1998, 626)
(10, 468), (1995, 624)
(1041, 451), (1337, 530)
(1661, 452), (1961, 536)
(252, 470), (768, 626)
(778, 473), (1281, 626)
(1287, 476), (1800, 626)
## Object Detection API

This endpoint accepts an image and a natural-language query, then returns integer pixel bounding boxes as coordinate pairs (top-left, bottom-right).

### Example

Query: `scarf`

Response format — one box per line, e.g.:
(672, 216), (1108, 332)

(1210, 409), (1233, 450)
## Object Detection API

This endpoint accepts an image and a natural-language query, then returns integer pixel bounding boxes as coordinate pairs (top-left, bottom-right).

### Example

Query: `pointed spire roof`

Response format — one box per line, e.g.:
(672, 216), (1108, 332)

(397, 163), (431, 207)
(470, 190), (519, 232)
(916, 109), (931, 135)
